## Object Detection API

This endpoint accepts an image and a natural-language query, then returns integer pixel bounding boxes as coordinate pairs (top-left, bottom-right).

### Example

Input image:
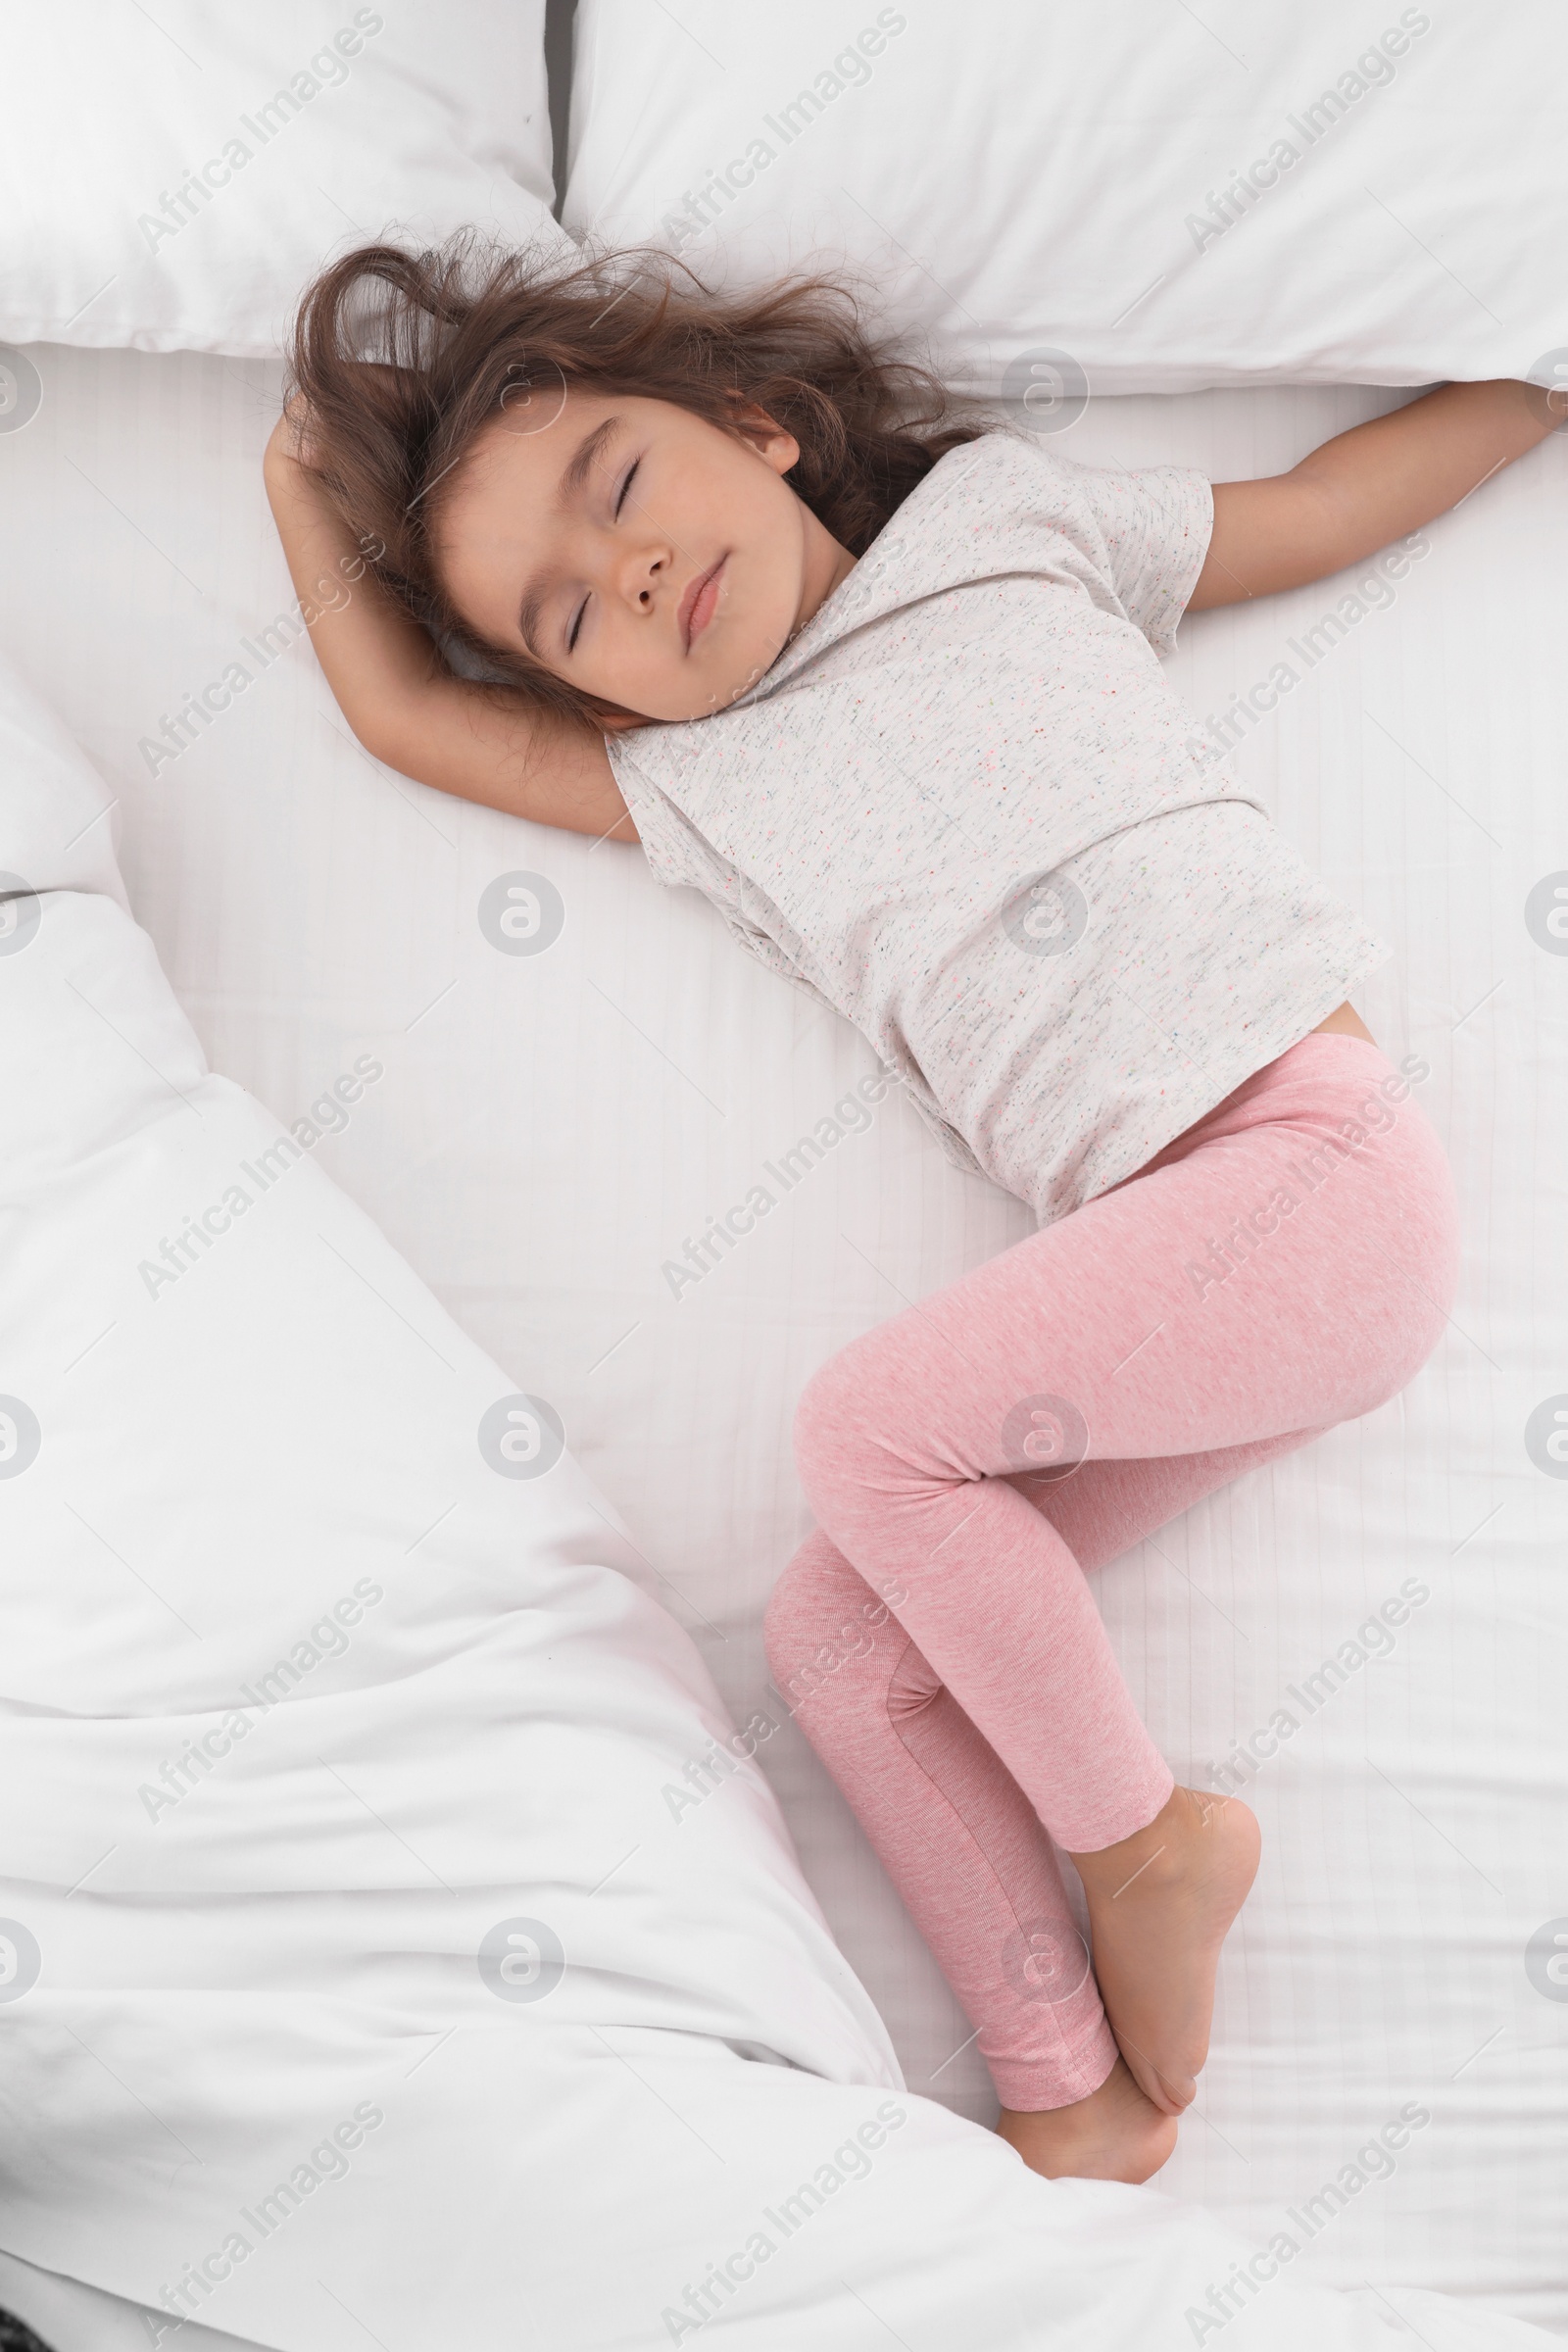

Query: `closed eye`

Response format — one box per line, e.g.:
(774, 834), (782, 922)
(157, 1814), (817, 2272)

(566, 461), (640, 651)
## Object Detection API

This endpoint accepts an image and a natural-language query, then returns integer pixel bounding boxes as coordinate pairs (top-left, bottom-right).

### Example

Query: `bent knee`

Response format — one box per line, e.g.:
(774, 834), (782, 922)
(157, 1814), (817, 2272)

(794, 1348), (859, 1471)
(792, 1339), (908, 1522)
(763, 1535), (886, 1703)
(761, 1547), (820, 1676)
(795, 1336), (974, 1543)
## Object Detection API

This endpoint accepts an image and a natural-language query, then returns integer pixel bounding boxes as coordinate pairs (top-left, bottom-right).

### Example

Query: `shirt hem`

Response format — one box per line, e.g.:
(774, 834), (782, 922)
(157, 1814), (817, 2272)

(1062, 938), (1396, 1224)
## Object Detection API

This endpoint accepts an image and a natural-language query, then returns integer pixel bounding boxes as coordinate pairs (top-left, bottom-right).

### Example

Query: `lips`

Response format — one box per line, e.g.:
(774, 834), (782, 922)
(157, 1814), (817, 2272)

(679, 556), (726, 652)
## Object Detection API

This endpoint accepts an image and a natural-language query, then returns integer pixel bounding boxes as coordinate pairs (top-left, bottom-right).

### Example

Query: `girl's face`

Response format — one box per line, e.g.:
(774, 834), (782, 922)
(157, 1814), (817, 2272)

(435, 389), (857, 723)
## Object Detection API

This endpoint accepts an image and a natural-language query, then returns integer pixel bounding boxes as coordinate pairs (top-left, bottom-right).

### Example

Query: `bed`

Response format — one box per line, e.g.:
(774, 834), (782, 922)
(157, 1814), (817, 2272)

(0, 3), (1564, 2345)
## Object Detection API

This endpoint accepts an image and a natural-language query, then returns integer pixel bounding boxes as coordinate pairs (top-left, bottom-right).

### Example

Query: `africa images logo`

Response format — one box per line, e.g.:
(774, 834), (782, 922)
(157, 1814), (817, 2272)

(477, 1395), (565, 1479)
(0, 1396), (42, 1479)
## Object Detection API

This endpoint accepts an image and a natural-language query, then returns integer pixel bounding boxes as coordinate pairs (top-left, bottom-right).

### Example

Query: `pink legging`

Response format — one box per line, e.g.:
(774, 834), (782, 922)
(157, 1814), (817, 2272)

(763, 1033), (1459, 2112)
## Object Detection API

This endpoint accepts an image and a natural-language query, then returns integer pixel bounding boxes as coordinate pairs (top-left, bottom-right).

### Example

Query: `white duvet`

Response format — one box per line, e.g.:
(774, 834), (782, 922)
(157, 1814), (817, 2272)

(0, 658), (1552, 2352)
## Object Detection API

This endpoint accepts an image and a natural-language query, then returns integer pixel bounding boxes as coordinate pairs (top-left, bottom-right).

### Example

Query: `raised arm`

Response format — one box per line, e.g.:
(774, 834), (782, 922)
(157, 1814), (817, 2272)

(263, 412), (638, 842)
(1188, 377), (1555, 612)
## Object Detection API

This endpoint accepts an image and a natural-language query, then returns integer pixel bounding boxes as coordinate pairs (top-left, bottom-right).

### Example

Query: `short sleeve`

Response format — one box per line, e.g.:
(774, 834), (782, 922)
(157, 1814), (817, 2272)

(1067, 462), (1214, 657)
(606, 729), (714, 894)
(607, 729), (835, 1008)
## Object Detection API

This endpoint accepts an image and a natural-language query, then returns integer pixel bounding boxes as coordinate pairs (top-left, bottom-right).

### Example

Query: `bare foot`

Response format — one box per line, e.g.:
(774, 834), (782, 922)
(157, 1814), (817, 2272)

(1069, 1786), (1259, 2117)
(997, 2055), (1177, 2182)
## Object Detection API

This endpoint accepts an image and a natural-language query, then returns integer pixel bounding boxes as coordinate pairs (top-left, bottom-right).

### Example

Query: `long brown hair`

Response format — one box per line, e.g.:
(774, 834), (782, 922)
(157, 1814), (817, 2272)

(285, 233), (985, 724)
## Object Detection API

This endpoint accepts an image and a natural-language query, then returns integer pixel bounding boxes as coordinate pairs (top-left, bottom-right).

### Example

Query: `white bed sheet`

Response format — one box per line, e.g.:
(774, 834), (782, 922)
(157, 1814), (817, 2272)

(0, 344), (1563, 2329)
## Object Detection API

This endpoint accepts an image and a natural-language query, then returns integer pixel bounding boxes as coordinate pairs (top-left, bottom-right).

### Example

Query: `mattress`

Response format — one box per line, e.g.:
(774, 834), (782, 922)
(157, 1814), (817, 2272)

(0, 346), (1564, 2330)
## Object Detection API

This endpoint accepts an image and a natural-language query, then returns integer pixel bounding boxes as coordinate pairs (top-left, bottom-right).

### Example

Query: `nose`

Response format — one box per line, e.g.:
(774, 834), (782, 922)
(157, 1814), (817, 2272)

(617, 533), (671, 614)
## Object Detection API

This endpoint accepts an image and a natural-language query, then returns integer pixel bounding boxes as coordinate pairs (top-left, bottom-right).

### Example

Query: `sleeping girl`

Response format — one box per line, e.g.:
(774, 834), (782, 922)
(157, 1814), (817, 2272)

(266, 239), (1551, 2185)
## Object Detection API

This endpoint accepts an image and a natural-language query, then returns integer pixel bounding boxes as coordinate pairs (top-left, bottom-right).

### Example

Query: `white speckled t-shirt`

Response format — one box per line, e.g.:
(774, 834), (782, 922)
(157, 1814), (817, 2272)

(607, 430), (1390, 1225)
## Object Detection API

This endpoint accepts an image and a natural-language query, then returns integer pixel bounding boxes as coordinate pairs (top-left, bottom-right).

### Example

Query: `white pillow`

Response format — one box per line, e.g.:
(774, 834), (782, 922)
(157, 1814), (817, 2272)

(563, 0), (1568, 395)
(0, 4), (566, 357)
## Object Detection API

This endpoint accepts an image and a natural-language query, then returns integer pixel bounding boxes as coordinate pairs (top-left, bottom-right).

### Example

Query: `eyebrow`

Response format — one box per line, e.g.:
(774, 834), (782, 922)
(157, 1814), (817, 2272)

(516, 414), (623, 657)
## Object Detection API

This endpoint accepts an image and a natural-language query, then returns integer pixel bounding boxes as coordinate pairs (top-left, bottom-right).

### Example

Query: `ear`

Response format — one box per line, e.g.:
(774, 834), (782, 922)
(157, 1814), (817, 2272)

(724, 393), (799, 478)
